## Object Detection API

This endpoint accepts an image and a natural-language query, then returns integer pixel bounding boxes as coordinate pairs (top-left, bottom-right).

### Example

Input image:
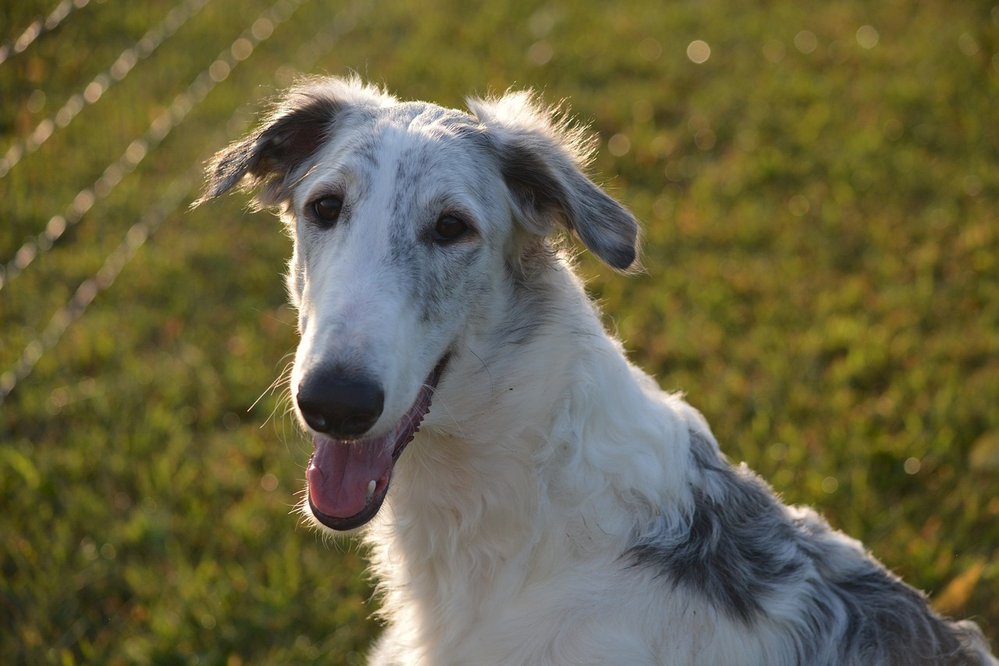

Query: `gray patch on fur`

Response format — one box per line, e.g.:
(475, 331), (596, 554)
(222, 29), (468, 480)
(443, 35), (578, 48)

(628, 430), (993, 664)
(370, 115), (491, 325)
(630, 431), (806, 623)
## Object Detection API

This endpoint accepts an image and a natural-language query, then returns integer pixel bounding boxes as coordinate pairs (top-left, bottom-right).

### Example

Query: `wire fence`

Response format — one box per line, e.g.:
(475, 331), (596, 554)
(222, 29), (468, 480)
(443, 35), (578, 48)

(0, 0), (303, 292)
(0, 0), (371, 405)
(0, 0), (92, 66)
(0, 0), (214, 179)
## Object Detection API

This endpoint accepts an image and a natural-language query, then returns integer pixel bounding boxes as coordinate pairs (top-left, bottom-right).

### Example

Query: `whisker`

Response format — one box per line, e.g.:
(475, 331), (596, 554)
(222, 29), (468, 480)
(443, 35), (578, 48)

(255, 358), (295, 429)
(250, 352), (295, 412)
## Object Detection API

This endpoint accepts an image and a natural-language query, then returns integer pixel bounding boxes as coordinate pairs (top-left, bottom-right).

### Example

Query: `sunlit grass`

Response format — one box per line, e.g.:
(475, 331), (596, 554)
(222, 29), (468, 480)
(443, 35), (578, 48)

(1, 0), (996, 662)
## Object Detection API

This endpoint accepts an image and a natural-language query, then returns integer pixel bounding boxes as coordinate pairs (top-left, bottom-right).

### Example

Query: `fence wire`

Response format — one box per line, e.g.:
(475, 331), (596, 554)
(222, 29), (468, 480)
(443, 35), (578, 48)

(0, 0), (370, 406)
(0, 0), (92, 66)
(0, 0), (306, 293)
(0, 0), (214, 180)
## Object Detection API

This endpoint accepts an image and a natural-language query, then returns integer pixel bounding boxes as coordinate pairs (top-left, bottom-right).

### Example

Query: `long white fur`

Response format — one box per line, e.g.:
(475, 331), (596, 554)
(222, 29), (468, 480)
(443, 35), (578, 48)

(366, 273), (749, 664)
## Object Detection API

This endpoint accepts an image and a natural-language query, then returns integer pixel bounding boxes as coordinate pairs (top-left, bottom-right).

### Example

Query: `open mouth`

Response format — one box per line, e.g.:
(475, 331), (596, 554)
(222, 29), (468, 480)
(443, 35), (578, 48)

(305, 356), (448, 530)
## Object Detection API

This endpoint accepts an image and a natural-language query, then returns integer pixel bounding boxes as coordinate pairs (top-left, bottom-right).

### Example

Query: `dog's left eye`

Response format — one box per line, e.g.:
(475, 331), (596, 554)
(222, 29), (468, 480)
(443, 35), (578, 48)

(433, 214), (469, 243)
(311, 196), (343, 227)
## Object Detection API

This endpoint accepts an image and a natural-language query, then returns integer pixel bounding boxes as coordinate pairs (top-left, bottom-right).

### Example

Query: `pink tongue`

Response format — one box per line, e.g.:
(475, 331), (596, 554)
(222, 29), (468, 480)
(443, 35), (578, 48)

(307, 435), (394, 519)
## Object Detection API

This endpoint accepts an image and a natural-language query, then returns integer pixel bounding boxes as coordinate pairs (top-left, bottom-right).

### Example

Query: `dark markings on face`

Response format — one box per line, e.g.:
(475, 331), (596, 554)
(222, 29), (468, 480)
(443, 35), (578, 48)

(375, 119), (490, 325)
(489, 261), (557, 348)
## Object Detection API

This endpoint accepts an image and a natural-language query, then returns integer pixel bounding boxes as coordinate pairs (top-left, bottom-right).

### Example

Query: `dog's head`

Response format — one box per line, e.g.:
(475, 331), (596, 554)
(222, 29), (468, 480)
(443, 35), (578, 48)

(198, 76), (638, 531)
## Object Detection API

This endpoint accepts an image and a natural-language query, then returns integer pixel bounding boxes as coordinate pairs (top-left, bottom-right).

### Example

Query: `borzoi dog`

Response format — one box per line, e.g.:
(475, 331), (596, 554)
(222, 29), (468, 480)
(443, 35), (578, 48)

(198, 76), (995, 665)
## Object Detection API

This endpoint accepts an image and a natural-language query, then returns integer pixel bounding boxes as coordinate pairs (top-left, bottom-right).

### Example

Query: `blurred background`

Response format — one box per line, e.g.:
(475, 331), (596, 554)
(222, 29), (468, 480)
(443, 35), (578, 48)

(1, 0), (997, 663)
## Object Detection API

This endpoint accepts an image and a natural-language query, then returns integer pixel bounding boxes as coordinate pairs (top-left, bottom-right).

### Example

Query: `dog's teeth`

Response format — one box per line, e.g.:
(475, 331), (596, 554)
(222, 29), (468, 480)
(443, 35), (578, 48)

(366, 480), (377, 501)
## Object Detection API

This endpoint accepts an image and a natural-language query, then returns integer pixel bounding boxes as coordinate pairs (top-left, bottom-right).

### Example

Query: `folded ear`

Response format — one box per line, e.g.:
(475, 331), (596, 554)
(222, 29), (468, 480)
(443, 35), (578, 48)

(195, 76), (395, 207)
(468, 92), (639, 270)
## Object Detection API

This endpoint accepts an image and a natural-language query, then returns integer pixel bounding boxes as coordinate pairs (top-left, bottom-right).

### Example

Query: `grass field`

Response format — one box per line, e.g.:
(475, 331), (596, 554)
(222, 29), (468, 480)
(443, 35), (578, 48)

(1, 0), (997, 663)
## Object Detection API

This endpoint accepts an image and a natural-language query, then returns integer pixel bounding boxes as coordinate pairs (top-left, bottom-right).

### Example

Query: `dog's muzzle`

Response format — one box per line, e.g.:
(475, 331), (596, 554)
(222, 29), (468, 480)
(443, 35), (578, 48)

(301, 356), (449, 530)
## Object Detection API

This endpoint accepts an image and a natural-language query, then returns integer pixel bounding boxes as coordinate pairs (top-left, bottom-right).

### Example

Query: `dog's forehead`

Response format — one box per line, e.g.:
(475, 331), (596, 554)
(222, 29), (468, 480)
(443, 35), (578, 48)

(359, 101), (485, 170)
(292, 98), (504, 230)
(298, 101), (496, 214)
(382, 100), (480, 137)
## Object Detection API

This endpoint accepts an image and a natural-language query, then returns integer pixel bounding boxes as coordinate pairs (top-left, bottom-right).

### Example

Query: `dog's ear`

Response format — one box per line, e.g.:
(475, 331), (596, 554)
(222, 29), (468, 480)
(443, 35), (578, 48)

(195, 77), (394, 207)
(468, 92), (639, 270)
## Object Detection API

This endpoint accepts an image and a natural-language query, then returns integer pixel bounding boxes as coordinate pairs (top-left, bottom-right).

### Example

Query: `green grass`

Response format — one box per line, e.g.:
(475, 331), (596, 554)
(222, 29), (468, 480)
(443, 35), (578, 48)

(2, 0), (997, 662)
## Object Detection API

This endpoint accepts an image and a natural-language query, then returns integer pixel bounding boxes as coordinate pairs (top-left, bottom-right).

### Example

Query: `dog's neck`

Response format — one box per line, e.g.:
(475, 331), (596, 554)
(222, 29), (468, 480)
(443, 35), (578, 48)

(362, 259), (699, 649)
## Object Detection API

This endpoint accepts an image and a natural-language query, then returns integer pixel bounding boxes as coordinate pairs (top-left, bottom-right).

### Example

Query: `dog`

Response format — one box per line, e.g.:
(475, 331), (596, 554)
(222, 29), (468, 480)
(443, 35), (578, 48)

(197, 76), (996, 665)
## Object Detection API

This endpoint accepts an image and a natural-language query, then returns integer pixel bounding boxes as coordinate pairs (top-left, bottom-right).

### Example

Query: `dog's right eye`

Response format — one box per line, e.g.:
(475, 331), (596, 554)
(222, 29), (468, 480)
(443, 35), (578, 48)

(311, 196), (343, 227)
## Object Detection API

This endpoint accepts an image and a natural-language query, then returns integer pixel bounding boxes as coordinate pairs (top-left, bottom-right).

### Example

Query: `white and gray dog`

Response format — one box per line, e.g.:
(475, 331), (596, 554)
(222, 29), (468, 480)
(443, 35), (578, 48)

(198, 76), (995, 665)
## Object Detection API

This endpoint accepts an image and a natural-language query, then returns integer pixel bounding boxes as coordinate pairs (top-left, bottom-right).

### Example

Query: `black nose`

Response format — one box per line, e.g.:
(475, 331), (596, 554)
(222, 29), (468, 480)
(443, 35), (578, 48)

(296, 368), (385, 439)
